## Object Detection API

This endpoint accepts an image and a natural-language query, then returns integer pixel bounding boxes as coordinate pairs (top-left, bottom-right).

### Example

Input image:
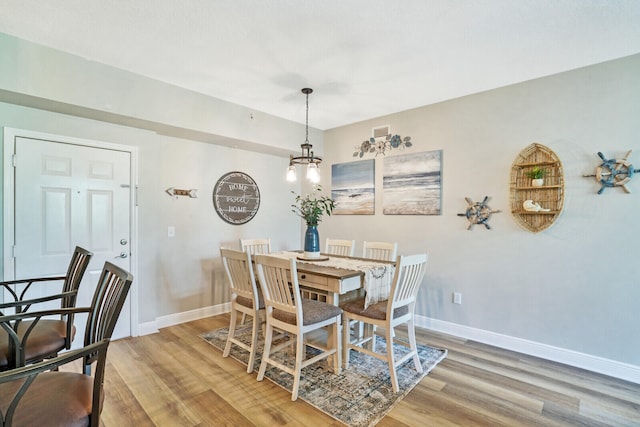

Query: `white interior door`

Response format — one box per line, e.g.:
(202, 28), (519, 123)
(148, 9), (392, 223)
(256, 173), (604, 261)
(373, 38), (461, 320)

(12, 136), (132, 343)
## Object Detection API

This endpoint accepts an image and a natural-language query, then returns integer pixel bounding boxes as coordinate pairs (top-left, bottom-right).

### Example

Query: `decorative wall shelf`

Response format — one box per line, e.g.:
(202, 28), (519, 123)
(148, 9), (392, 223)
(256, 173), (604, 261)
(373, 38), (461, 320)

(510, 143), (564, 233)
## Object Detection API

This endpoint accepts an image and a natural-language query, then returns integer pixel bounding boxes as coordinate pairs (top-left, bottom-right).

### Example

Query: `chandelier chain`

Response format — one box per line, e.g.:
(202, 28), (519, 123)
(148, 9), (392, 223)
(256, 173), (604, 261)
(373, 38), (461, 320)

(305, 90), (309, 144)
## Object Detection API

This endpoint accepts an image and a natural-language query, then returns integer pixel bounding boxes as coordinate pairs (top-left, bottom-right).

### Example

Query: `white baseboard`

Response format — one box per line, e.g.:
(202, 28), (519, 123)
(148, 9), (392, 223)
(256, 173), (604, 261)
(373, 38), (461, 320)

(136, 306), (639, 385)
(137, 302), (230, 337)
(416, 315), (640, 385)
(137, 321), (159, 336)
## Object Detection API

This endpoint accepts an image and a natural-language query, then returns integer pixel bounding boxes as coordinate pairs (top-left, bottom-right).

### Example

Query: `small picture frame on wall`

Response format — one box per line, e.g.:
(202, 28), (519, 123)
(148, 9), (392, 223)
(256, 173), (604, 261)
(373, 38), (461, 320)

(331, 159), (375, 215)
(383, 150), (442, 215)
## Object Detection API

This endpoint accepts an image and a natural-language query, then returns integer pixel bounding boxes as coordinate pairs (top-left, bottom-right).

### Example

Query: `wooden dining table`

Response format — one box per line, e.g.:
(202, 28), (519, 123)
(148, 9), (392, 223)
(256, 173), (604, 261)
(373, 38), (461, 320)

(275, 251), (396, 305)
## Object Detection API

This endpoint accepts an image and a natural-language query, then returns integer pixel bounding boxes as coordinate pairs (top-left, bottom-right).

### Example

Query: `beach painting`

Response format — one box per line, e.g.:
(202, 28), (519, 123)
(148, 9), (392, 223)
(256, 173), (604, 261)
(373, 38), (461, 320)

(331, 159), (375, 215)
(383, 150), (442, 215)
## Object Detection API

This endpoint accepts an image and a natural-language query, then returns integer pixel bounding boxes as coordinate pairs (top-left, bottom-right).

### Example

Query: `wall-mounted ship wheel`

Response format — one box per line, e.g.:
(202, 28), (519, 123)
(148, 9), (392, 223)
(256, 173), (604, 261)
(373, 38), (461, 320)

(457, 196), (501, 230)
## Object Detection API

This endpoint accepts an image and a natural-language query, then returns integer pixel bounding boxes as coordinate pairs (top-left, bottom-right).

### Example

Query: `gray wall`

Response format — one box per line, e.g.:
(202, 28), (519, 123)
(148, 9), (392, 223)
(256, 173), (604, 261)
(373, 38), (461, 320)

(321, 54), (640, 368)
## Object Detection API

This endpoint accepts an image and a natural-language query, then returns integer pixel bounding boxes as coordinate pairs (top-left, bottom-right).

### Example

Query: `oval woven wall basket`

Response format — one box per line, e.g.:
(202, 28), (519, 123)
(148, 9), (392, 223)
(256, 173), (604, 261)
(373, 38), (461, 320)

(510, 143), (564, 233)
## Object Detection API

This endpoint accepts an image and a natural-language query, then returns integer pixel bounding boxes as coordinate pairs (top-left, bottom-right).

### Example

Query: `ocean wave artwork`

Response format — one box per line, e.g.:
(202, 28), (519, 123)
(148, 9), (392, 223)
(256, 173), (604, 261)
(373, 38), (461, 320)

(331, 159), (375, 215)
(383, 150), (442, 215)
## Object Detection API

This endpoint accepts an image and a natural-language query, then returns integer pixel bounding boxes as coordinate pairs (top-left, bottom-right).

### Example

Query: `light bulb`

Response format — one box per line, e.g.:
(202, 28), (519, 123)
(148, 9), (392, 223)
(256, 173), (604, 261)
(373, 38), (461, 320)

(307, 163), (320, 183)
(286, 164), (297, 182)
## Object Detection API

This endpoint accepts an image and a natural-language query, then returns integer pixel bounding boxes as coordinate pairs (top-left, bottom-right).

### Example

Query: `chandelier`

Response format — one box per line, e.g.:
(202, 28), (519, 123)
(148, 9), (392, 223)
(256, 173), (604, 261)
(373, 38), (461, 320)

(287, 88), (321, 183)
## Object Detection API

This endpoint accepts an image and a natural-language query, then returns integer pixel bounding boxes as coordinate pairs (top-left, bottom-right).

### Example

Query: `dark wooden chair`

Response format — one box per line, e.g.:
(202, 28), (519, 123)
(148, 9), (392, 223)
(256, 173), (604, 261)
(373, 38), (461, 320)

(0, 246), (93, 370)
(0, 261), (133, 426)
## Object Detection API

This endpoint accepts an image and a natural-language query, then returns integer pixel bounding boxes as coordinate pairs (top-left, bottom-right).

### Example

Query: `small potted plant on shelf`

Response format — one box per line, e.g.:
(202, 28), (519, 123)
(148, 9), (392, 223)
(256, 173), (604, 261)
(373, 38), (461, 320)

(527, 166), (546, 187)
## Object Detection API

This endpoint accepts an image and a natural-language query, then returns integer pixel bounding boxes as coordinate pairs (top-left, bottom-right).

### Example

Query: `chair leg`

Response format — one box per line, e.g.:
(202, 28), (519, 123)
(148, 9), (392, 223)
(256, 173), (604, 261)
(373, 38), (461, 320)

(408, 318), (423, 373)
(348, 319), (364, 341)
(223, 308), (238, 358)
(342, 315), (351, 369)
(246, 312), (260, 373)
(291, 332), (305, 401)
(257, 322), (273, 382)
(260, 311), (267, 336)
(386, 326), (399, 393)
(357, 320), (364, 341)
(330, 318), (341, 373)
(363, 323), (375, 351)
(371, 325), (378, 350)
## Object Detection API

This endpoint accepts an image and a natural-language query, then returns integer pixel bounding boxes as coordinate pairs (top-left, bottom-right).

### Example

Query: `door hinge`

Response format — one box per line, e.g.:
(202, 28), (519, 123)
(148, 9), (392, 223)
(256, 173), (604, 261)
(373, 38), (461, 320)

(11, 154), (17, 167)
(11, 245), (16, 258)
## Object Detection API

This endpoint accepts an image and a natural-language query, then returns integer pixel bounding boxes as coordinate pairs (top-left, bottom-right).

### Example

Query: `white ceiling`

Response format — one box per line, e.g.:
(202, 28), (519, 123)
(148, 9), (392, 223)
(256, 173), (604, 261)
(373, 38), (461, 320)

(1, 0), (640, 130)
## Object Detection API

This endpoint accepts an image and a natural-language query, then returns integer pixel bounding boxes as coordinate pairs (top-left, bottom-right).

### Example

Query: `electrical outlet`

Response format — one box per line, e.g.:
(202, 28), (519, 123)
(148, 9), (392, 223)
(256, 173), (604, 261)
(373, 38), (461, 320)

(168, 226), (175, 237)
(453, 292), (462, 304)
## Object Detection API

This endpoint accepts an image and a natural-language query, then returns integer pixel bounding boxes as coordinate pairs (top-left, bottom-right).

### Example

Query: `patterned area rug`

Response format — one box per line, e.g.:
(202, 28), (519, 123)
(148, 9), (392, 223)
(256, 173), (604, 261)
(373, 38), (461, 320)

(200, 325), (447, 427)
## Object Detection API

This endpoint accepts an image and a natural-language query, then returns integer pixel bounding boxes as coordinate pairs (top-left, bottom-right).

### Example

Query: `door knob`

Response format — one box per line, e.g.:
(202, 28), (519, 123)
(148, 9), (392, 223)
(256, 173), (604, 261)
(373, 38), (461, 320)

(120, 239), (128, 245)
(115, 252), (128, 259)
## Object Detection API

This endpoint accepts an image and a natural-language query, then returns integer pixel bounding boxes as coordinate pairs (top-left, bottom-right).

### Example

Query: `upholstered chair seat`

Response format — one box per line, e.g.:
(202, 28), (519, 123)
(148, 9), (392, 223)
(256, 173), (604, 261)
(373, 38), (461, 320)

(272, 298), (342, 326)
(340, 297), (408, 321)
(235, 289), (265, 310)
(0, 320), (76, 370)
(0, 370), (102, 426)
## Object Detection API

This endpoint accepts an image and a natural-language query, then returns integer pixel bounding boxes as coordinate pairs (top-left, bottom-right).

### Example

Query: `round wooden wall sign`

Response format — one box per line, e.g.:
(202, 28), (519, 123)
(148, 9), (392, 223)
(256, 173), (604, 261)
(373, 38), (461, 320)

(212, 171), (260, 225)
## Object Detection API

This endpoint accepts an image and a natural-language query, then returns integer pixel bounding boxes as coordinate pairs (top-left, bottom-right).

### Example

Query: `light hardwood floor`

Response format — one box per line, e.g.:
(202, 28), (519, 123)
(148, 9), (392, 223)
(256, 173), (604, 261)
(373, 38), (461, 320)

(97, 315), (640, 426)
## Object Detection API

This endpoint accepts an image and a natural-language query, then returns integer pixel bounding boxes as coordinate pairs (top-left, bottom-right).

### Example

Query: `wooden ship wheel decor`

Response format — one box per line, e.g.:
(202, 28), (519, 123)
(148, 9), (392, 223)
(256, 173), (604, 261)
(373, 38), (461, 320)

(583, 150), (639, 194)
(509, 143), (564, 233)
(457, 196), (501, 230)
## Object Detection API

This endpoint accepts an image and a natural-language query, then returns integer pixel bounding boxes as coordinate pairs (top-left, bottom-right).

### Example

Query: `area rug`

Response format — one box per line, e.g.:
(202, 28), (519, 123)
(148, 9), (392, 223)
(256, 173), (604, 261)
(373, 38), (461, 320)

(200, 325), (447, 427)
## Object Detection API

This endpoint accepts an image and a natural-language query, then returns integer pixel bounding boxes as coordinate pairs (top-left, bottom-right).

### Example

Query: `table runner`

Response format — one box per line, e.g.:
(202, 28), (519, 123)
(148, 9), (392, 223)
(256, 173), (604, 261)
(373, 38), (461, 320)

(274, 252), (395, 308)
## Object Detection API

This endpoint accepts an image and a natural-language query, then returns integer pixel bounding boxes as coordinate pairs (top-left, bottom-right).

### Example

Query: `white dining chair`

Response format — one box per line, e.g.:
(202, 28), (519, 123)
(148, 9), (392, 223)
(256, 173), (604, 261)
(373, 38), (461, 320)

(240, 238), (271, 255)
(325, 238), (355, 257)
(362, 241), (398, 261)
(342, 253), (428, 392)
(240, 237), (271, 255)
(238, 238), (271, 324)
(255, 254), (342, 401)
(220, 248), (264, 373)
